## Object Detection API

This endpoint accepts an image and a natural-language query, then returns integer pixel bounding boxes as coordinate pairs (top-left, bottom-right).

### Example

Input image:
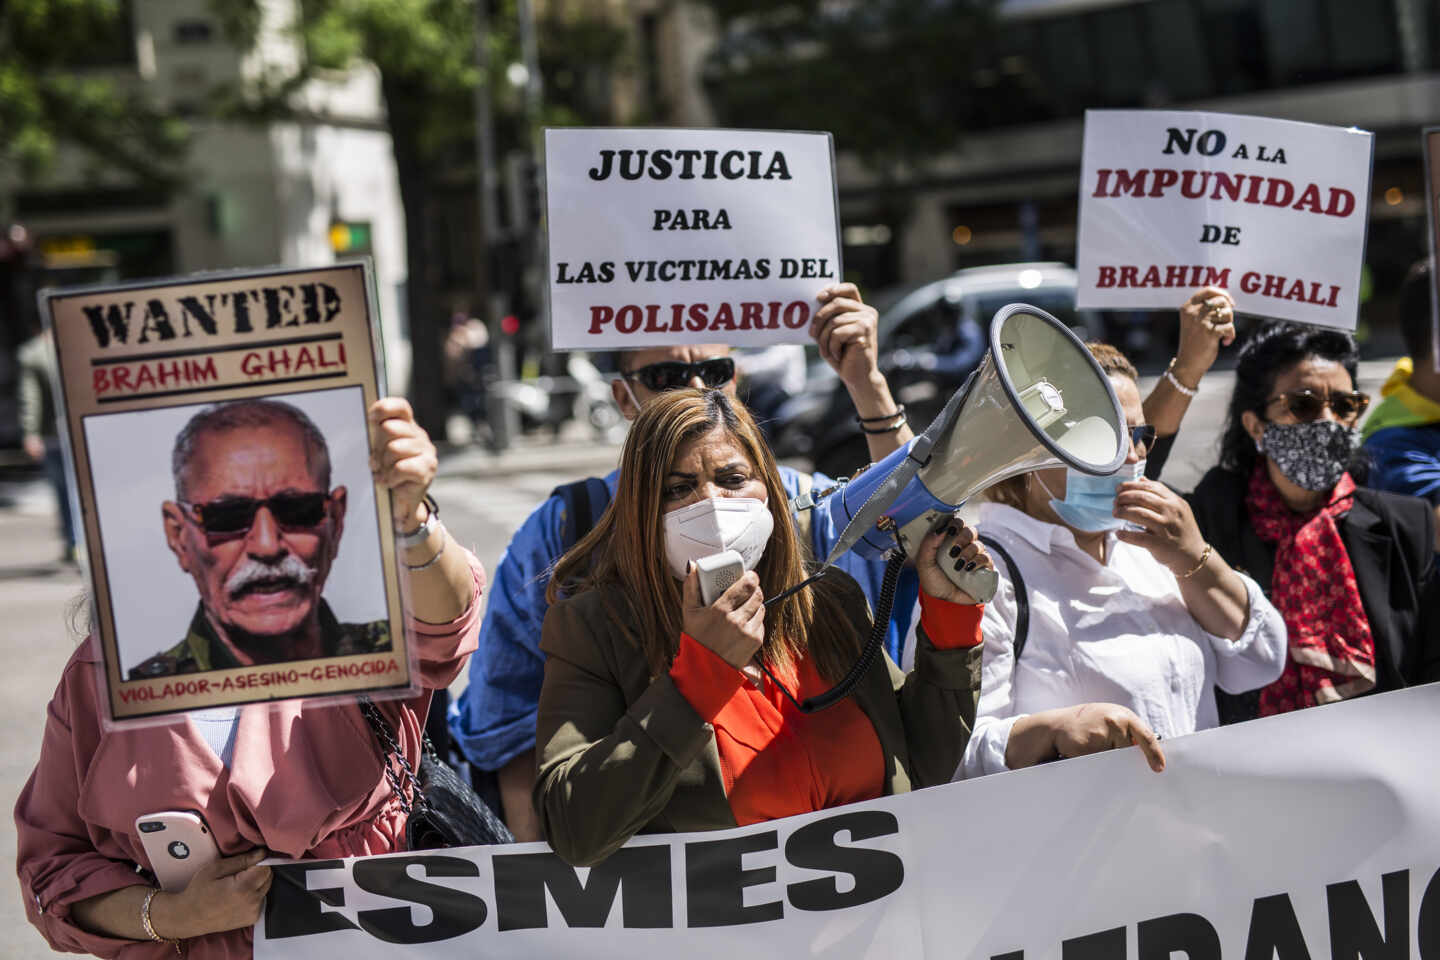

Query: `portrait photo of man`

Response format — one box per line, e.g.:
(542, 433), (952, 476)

(120, 396), (390, 680)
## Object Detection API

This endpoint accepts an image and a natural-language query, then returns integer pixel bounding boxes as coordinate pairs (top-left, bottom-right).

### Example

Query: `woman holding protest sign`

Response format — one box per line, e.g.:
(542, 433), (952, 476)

(1151, 314), (1440, 722)
(15, 397), (485, 958)
(956, 339), (1287, 780)
(534, 388), (990, 866)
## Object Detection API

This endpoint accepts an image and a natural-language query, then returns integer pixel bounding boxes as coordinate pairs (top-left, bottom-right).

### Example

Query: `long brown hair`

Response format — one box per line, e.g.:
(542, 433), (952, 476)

(548, 389), (856, 679)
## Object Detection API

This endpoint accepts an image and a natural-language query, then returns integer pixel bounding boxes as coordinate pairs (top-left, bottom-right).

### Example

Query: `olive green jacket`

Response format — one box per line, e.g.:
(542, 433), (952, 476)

(534, 573), (982, 866)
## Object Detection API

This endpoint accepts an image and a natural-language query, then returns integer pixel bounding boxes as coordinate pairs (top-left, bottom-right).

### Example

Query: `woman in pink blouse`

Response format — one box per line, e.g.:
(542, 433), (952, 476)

(15, 397), (485, 958)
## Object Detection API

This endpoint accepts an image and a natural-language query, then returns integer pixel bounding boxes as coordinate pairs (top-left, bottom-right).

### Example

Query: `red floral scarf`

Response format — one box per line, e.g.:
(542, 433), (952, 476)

(1245, 465), (1375, 715)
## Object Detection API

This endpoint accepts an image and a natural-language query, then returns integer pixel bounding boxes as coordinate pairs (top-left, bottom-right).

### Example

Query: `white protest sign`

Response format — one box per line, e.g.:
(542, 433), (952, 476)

(257, 683), (1440, 959)
(544, 128), (842, 350)
(1076, 109), (1373, 329)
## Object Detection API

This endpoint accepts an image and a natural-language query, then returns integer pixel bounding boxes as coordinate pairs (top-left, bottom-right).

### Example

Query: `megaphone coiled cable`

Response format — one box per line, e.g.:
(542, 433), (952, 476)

(756, 543), (907, 714)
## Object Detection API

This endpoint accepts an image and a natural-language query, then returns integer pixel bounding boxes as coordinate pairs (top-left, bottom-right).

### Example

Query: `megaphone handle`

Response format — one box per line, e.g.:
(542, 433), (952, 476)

(938, 530), (1000, 604)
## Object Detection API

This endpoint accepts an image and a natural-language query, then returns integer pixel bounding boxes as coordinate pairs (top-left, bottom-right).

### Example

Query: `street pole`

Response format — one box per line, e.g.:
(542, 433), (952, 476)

(515, 0), (548, 369)
(474, 0), (517, 451)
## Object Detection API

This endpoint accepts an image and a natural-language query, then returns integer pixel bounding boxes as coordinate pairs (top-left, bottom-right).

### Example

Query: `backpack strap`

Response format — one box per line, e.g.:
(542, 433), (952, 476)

(790, 471), (815, 555)
(550, 476), (613, 551)
(979, 534), (1029, 663)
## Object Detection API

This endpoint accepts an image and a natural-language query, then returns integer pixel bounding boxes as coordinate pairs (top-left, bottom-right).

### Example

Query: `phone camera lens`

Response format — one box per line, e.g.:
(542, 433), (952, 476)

(168, 841), (190, 860)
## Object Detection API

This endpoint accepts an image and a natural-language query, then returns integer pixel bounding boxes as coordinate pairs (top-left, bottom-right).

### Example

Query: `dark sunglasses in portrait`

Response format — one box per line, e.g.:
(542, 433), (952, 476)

(178, 491), (330, 538)
(622, 357), (736, 393)
(1265, 389), (1370, 424)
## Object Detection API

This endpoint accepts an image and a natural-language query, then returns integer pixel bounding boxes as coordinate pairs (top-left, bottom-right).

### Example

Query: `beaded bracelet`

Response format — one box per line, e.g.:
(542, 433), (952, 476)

(1163, 358), (1199, 398)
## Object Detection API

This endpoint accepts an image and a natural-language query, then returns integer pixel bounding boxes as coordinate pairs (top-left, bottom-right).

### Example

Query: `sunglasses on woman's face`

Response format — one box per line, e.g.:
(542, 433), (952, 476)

(179, 492), (329, 536)
(1265, 389), (1370, 424)
(1128, 424), (1157, 458)
(623, 357), (736, 393)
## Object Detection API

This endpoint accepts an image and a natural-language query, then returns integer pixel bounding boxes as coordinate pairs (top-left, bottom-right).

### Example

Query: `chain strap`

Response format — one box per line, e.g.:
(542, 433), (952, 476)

(359, 696), (427, 817)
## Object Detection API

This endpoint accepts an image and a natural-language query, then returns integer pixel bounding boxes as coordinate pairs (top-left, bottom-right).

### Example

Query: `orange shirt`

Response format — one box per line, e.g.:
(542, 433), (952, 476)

(670, 592), (982, 827)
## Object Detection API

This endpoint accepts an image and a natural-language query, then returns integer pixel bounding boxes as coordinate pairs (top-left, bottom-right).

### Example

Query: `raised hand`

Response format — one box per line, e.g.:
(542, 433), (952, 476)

(1174, 286), (1237, 386)
(368, 397), (438, 530)
(1112, 478), (1208, 576)
(811, 283), (881, 389)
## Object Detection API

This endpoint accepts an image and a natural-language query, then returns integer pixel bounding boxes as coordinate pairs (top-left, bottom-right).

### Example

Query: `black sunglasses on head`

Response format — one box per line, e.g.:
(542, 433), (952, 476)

(179, 492), (329, 536)
(623, 357), (735, 392)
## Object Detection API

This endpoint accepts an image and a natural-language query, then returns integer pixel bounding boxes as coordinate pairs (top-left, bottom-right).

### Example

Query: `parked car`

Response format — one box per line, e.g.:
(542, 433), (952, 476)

(799, 262), (1167, 481)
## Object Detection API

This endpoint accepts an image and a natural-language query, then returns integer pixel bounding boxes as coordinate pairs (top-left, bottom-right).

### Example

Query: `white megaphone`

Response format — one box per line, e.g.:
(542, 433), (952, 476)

(815, 302), (1128, 603)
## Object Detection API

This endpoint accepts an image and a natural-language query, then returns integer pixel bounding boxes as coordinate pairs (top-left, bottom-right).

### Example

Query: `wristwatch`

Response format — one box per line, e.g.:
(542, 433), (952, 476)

(395, 494), (439, 546)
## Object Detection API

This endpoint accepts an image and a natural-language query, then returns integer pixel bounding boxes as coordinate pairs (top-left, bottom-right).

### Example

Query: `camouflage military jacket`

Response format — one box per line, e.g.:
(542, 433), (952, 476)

(128, 601), (391, 680)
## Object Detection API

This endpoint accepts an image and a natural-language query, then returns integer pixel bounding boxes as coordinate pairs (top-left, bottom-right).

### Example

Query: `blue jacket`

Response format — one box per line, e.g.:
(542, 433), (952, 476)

(448, 465), (918, 772)
(1365, 424), (1440, 506)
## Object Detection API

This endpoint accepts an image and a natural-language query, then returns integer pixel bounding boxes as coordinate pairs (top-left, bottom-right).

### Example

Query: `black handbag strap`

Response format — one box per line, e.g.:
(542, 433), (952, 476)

(979, 534), (1029, 663)
(359, 696), (425, 816)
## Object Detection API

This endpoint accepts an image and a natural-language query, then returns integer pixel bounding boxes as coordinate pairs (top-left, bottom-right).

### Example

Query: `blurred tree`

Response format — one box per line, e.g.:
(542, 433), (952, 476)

(695, 0), (1000, 165)
(206, 0), (626, 434)
(0, 0), (189, 188)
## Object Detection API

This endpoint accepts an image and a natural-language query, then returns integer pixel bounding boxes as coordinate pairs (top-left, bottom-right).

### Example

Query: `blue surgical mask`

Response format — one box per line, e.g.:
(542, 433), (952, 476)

(1038, 461), (1146, 533)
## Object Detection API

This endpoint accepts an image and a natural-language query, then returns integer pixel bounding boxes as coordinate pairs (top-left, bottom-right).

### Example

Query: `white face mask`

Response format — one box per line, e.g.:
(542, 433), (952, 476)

(663, 497), (774, 580)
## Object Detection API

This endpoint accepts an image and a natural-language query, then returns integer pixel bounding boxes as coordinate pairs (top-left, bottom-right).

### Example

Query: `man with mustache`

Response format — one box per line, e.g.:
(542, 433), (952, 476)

(129, 398), (389, 679)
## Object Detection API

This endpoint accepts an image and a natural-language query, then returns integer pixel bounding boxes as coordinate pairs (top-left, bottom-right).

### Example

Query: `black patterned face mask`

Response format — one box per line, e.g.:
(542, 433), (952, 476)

(1260, 419), (1360, 492)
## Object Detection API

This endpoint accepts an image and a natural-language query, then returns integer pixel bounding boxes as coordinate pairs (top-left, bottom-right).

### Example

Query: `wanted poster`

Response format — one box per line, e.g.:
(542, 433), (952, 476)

(545, 127), (843, 350)
(1425, 127), (1440, 369)
(1076, 109), (1373, 329)
(43, 262), (412, 723)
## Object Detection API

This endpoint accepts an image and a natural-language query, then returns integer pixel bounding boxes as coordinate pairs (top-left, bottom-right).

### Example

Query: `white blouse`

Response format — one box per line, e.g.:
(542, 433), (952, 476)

(957, 502), (1287, 780)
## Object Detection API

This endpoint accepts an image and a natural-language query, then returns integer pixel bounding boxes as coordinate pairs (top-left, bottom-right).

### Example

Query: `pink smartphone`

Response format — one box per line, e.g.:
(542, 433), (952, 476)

(134, 810), (220, 892)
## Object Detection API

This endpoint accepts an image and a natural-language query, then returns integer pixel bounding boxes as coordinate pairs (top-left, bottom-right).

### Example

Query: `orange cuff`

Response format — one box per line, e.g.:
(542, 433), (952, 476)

(670, 633), (745, 721)
(919, 591), (984, 649)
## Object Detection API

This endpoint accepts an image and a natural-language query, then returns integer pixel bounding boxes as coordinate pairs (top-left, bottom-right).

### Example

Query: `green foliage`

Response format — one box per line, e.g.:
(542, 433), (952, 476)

(0, 0), (630, 191)
(201, 0), (630, 165)
(0, 0), (189, 184)
(696, 0), (1000, 164)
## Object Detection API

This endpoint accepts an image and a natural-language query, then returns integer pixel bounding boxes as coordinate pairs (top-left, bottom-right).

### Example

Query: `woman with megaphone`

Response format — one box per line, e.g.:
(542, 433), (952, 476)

(955, 342), (1287, 780)
(534, 388), (992, 867)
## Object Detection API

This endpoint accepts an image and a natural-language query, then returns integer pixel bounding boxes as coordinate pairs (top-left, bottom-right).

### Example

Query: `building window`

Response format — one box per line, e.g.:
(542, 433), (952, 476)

(173, 19), (214, 44)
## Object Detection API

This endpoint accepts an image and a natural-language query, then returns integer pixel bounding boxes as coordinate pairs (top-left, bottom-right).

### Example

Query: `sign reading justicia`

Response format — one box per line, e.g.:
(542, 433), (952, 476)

(544, 128), (843, 350)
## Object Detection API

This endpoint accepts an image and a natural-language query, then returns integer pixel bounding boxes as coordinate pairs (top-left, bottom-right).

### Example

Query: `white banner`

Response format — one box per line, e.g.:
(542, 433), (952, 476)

(257, 683), (1440, 958)
(1076, 109), (1373, 330)
(544, 127), (842, 350)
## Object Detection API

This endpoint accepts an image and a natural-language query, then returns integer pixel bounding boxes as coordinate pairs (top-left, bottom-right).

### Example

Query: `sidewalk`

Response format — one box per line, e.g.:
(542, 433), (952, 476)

(0, 500), (91, 960)
(436, 417), (622, 480)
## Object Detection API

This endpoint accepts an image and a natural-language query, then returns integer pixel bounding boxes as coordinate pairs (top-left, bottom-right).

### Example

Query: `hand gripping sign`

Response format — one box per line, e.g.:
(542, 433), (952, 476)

(1077, 109), (1373, 330)
(544, 128), (843, 350)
